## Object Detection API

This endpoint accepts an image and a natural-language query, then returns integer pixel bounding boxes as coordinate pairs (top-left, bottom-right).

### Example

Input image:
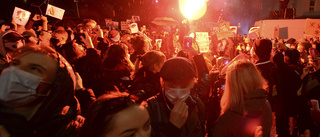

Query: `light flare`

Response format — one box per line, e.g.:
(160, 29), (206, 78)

(179, 0), (208, 20)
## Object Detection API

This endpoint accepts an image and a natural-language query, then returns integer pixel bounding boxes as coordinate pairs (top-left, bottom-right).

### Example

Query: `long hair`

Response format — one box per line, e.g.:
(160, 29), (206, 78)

(102, 43), (133, 70)
(133, 50), (166, 75)
(220, 60), (266, 115)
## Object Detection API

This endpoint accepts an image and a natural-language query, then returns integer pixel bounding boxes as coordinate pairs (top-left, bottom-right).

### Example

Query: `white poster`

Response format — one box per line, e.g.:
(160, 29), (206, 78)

(46, 4), (65, 20)
(130, 23), (139, 34)
(12, 7), (31, 26)
(195, 32), (210, 53)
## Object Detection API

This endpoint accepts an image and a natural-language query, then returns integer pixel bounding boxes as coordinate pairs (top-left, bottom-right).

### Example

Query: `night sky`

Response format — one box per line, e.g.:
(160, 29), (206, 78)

(0, 0), (280, 34)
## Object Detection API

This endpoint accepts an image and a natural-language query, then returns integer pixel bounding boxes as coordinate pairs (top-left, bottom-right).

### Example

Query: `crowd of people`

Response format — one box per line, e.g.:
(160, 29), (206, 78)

(0, 12), (320, 137)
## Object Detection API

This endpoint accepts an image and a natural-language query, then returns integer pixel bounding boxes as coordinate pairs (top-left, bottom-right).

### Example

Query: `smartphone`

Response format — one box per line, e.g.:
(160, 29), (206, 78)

(223, 59), (230, 65)
(311, 99), (320, 110)
(183, 36), (193, 50)
(309, 48), (319, 62)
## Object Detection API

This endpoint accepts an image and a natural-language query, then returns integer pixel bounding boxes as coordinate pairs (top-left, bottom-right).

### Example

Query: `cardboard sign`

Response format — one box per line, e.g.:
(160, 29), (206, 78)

(105, 18), (113, 26)
(121, 21), (130, 31)
(248, 27), (260, 38)
(217, 31), (234, 40)
(46, 4), (65, 20)
(220, 22), (230, 32)
(126, 19), (134, 24)
(132, 16), (140, 22)
(130, 23), (139, 34)
(12, 7), (31, 26)
(195, 32), (210, 53)
(304, 18), (320, 37)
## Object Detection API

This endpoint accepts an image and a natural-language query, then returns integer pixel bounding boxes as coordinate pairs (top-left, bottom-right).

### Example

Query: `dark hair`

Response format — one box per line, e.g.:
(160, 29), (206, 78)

(60, 41), (85, 64)
(130, 35), (146, 51)
(80, 92), (144, 137)
(102, 44), (128, 69)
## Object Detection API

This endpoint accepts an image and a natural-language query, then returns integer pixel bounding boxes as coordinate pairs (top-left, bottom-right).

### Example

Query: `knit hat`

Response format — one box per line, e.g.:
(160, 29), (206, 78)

(160, 57), (196, 80)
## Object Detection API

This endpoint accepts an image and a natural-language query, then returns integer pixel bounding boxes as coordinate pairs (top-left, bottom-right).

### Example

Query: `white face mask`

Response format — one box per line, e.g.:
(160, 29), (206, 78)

(111, 36), (120, 42)
(4, 41), (23, 51)
(0, 67), (50, 107)
(164, 81), (194, 105)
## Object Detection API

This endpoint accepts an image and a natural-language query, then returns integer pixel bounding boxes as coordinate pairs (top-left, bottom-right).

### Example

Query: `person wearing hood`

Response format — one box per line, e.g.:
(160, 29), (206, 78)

(0, 30), (25, 71)
(0, 45), (84, 137)
(147, 57), (206, 137)
(210, 60), (272, 137)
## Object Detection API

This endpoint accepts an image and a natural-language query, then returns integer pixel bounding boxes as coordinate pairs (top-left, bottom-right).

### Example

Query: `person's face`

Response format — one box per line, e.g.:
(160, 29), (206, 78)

(84, 22), (96, 32)
(297, 45), (305, 53)
(10, 52), (58, 83)
(105, 105), (151, 137)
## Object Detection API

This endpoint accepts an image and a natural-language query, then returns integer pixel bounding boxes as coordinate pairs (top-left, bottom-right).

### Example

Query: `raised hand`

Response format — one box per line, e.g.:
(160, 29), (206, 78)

(80, 32), (94, 49)
(169, 100), (189, 128)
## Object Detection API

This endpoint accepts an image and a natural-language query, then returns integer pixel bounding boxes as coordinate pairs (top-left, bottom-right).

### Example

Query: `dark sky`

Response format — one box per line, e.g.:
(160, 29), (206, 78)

(0, 0), (280, 33)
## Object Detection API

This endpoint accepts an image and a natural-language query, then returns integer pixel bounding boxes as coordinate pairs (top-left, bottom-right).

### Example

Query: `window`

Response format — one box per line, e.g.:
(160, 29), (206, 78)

(310, 0), (316, 11)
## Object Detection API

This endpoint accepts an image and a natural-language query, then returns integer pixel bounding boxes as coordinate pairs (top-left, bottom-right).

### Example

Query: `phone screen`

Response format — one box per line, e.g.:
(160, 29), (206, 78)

(183, 36), (193, 50)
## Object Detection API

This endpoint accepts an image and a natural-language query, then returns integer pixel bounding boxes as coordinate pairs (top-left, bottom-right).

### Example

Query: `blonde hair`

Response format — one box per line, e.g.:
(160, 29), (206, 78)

(133, 50), (166, 74)
(220, 60), (266, 115)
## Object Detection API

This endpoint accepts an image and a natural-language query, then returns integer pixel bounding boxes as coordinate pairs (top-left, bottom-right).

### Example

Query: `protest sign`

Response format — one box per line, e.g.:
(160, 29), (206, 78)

(121, 21), (130, 31)
(130, 23), (139, 33)
(46, 4), (65, 20)
(132, 16), (140, 22)
(12, 7), (31, 26)
(220, 22), (230, 32)
(304, 18), (320, 37)
(195, 32), (210, 53)
(229, 26), (237, 35)
(217, 31), (234, 40)
(248, 27), (260, 38)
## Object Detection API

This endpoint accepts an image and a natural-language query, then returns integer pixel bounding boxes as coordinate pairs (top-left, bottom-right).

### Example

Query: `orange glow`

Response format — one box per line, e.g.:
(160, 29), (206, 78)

(179, 0), (208, 20)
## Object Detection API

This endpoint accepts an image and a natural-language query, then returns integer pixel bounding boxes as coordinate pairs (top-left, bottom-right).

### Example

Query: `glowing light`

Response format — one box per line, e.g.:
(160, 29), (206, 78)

(179, 0), (208, 20)
(155, 0), (158, 3)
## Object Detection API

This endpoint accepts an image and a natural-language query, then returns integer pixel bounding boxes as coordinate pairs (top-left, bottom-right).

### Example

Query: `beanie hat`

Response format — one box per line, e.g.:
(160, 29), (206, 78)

(253, 39), (272, 59)
(160, 57), (196, 80)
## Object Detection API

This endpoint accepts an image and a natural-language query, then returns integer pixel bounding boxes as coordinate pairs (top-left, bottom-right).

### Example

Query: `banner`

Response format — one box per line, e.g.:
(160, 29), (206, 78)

(248, 27), (260, 38)
(46, 4), (65, 20)
(130, 23), (139, 33)
(195, 32), (210, 53)
(12, 7), (31, 26)
(304, 18), (320, 37)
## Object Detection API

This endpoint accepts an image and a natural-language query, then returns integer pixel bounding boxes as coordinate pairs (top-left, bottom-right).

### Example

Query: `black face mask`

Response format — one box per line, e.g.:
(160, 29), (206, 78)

(50, 38), (60, 46)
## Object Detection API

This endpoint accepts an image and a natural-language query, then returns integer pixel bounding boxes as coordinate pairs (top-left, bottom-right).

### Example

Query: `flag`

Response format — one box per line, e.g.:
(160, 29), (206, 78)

(46, 4), (65, 20)
(248, 27), (260, 38)
(12, 7), (31, 26)
(229, 26), (237, 35)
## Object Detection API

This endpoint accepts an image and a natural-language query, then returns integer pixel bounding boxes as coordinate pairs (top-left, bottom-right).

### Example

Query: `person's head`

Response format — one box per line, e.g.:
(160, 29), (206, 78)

(83, 19), (97, 33)
(284, 49), (300, 65)
(252, 39), (272, 61)
(51, 30), (68, 46)
(22, 30), (38, 46)
(220, 60), (266, 115)
(80, 92), (151, 137)
(60, 41), (86, 64)
(102, 44), (129, 69)
(108, 29), (121, 42)
(131, 35), (147, 52)
(0, 31), (25, 58)
(0, 45), (78, 121)
(160, 57), (196, 104)
(136, 50), (166, 73)
(297, 43), (305, 53)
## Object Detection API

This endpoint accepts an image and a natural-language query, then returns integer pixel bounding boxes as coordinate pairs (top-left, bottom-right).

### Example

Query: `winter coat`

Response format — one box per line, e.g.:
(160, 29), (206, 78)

(132, 67), (161, 99)
(211, 89), (272, 137)
(147, 93), (206, 137)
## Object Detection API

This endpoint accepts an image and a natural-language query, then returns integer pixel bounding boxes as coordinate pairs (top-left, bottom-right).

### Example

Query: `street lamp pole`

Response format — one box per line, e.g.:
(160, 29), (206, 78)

(74, 0), (80, 18)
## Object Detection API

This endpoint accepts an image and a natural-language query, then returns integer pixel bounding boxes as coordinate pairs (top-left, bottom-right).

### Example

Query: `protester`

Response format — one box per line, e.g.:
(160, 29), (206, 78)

(147, 57), (206, 137)
(79, 91), (151, 137)
(0, 45), (84, 137)
(132, 50), (166, 99)
(210, 60), (272, 137)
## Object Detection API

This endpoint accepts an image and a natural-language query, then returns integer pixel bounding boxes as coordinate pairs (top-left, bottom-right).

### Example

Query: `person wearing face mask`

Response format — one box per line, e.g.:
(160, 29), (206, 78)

(0, 45), (84, 137)
(0, 30), (25, 72)
(147, 57), (206, 137)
